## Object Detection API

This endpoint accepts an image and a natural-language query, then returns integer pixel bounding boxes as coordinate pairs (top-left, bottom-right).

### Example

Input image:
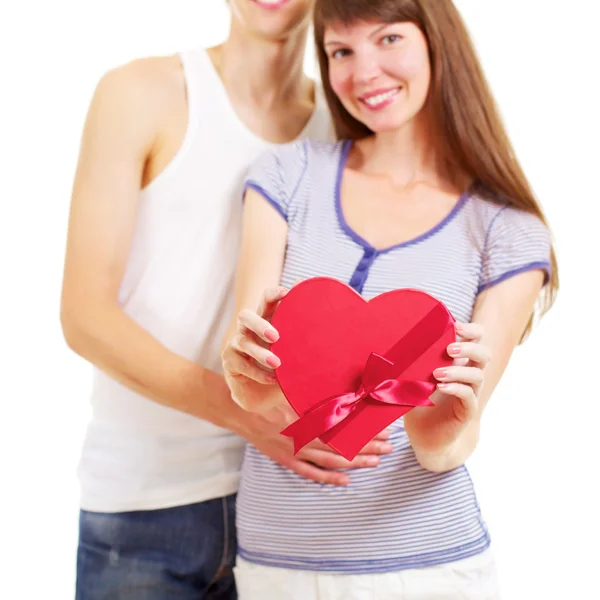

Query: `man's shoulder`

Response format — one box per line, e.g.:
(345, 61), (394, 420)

(80, 53), (189, 148)
(95, 54), (185, 113)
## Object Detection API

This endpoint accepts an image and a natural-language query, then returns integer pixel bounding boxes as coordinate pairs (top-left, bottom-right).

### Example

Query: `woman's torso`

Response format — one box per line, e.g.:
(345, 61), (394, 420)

(237, 139), (549, 573)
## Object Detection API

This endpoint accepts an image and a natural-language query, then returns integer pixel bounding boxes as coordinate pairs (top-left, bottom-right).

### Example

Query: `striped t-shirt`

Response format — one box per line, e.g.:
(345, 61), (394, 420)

(237, 139), (552, 574)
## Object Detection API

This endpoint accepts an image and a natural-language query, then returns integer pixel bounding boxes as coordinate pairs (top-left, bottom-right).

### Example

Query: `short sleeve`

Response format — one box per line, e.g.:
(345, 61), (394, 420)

(478, 205), (552, 294)
(242, 140), (309, 221)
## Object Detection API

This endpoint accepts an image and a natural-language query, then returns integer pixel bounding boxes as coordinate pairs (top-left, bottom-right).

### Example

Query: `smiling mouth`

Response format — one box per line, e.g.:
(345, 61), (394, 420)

(250, 0), (292, 9)
(359, 88), (401, 109)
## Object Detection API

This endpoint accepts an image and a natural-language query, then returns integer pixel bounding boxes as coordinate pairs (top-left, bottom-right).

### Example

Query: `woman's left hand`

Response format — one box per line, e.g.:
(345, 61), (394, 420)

(403, 322), (491, 456)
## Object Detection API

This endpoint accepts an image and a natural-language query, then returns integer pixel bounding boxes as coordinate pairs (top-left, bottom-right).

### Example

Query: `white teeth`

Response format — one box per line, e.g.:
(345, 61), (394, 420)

(363, 89), (399, 106)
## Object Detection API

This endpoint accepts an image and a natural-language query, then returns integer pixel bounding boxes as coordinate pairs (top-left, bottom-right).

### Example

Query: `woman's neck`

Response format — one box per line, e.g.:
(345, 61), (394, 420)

(352, 114), (454, 192)
(356, 116), (439, 187)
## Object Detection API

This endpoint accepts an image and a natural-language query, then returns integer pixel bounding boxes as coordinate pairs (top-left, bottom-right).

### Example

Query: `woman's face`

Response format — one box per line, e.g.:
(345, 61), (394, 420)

(324, 20), (432, 134)
(229, 0), (315, 41)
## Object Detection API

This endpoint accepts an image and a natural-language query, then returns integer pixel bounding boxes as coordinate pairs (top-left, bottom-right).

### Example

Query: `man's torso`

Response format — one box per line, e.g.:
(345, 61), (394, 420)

(78, 48), (333, 513)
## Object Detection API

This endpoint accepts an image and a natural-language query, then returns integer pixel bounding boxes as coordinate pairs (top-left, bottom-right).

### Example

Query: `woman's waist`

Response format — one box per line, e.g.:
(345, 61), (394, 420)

(238, 441), (481, 525)
(237, 444), (488, 570)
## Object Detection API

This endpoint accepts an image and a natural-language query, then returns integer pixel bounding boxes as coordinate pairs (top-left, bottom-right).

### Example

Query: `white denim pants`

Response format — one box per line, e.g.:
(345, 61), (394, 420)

(234, 549), (500, 600)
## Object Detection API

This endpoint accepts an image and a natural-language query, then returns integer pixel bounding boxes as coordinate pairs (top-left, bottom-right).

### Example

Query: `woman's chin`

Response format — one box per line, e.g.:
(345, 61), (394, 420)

(361, 121), (405, 135)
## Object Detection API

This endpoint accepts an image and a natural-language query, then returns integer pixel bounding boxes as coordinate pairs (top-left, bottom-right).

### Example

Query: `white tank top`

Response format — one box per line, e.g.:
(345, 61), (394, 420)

(78, 48), (333, 512)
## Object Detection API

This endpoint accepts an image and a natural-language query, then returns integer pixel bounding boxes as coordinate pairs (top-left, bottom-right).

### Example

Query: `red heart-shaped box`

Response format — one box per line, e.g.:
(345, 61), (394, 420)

(270, 277), (456, 460)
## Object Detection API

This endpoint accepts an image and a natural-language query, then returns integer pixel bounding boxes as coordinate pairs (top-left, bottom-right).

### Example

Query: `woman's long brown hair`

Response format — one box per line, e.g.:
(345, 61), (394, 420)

(314, 0), (558, 339)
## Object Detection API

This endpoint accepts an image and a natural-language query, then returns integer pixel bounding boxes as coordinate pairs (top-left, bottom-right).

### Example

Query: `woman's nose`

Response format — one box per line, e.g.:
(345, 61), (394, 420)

(352, 51), (381, 86)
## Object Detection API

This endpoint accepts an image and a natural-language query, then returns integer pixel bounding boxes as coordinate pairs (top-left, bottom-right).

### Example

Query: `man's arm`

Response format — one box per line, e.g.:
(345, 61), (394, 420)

(60, 60), (243, 430)
(61, 61), (391, 484)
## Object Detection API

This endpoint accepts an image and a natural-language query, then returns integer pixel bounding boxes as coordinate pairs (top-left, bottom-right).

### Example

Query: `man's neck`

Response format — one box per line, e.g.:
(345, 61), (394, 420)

(212, 21), (311, 111)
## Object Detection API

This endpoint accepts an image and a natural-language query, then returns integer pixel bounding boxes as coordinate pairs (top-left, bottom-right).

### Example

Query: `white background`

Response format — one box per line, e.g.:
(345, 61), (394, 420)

(1, 1), (599, 598)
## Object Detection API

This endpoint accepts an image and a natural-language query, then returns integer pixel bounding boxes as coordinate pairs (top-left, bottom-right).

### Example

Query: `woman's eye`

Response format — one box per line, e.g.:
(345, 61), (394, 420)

(382, 34), (401, 45)
(331, 48), (351, 60)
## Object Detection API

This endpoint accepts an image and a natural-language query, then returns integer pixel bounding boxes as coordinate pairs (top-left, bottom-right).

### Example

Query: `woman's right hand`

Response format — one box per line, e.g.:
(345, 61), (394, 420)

(222, 287), (288, 413)
(222, 286), (395, 482)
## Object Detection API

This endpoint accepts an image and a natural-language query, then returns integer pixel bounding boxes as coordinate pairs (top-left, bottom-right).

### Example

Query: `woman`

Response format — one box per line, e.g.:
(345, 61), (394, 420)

(222, 0), (558, 598)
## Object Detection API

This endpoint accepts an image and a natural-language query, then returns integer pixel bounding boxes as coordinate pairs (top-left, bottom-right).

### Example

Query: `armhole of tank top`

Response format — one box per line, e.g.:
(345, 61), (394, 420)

(177, 48), (225, 157)
(139, 51), (201, 196)
(177, 50), (201, 152)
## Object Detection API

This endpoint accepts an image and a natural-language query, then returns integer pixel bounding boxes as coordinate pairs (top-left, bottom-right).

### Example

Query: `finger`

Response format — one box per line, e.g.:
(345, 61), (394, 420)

(300, 447), (381, 469)
(447, 341), (491, 366)
(257, 287), (288, 321)
(355, 439), (393, 455)
(234, 331), (281, 369)
(237, 309), (280, 344)
(307, 431), (393, 456)
(433, 365), (484, 387)
(284, 457), (350, 486)
(453, 357), (470, 367)
(436, 382), (478, 422)
(225, 351), (278, 385)
(373, 428), (392, 441)
(455, 322), (484, 342)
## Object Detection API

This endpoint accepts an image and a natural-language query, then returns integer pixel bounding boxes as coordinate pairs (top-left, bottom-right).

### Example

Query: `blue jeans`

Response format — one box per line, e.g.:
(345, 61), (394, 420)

(76, 495), (237, 599)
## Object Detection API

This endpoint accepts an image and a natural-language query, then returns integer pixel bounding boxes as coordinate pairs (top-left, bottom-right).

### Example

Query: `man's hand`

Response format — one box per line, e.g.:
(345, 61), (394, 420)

(244, 404), (393, 486)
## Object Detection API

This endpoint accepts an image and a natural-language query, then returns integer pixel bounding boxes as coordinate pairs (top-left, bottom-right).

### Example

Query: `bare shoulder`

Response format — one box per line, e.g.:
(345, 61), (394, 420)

(89, 55), (186, 134)
(113, 55), (184, 100)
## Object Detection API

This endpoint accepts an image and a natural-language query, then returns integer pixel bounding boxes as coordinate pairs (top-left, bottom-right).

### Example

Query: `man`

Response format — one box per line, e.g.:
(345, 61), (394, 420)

(61, 1), (391, 598)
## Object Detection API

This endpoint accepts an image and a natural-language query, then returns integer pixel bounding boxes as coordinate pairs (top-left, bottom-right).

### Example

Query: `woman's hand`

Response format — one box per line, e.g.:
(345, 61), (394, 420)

(222, 286), (395, 482)
(403, 322), (491, 464)
(222, 287), (288, 413)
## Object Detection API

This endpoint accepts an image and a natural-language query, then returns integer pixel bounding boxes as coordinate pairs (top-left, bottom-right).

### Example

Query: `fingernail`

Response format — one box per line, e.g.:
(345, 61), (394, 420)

(266, 355), (281, 368)
(434, 368), (448, 380)
(380, 443), (393, 453)
(264, 328), (279, 343)
(448, 344), (461, 356)
(366, 456), (379, 466)
(339, 476), (350, 486)
(437, 382), (449, 389)
(277, 287), (288, 296)
(266, 374), (278, 384)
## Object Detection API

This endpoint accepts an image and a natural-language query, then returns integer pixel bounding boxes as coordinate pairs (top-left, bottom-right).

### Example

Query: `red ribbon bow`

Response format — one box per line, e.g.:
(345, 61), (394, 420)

(281, 303), (454, 455)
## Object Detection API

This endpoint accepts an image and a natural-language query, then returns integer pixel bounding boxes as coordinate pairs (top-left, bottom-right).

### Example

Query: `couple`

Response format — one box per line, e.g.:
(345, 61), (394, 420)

(62, 0), (558, 599)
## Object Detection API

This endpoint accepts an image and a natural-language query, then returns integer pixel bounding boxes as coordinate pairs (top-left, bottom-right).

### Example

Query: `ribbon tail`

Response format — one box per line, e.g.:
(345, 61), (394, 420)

(281, 391), (361, 454)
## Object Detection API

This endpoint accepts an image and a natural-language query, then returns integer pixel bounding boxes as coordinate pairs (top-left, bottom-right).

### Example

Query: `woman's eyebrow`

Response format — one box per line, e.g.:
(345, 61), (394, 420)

(325, 23), (396, 47)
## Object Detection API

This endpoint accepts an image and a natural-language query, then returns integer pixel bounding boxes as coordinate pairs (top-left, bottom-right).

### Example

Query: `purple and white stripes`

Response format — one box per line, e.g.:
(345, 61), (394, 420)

(237, 139), (551, 573)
